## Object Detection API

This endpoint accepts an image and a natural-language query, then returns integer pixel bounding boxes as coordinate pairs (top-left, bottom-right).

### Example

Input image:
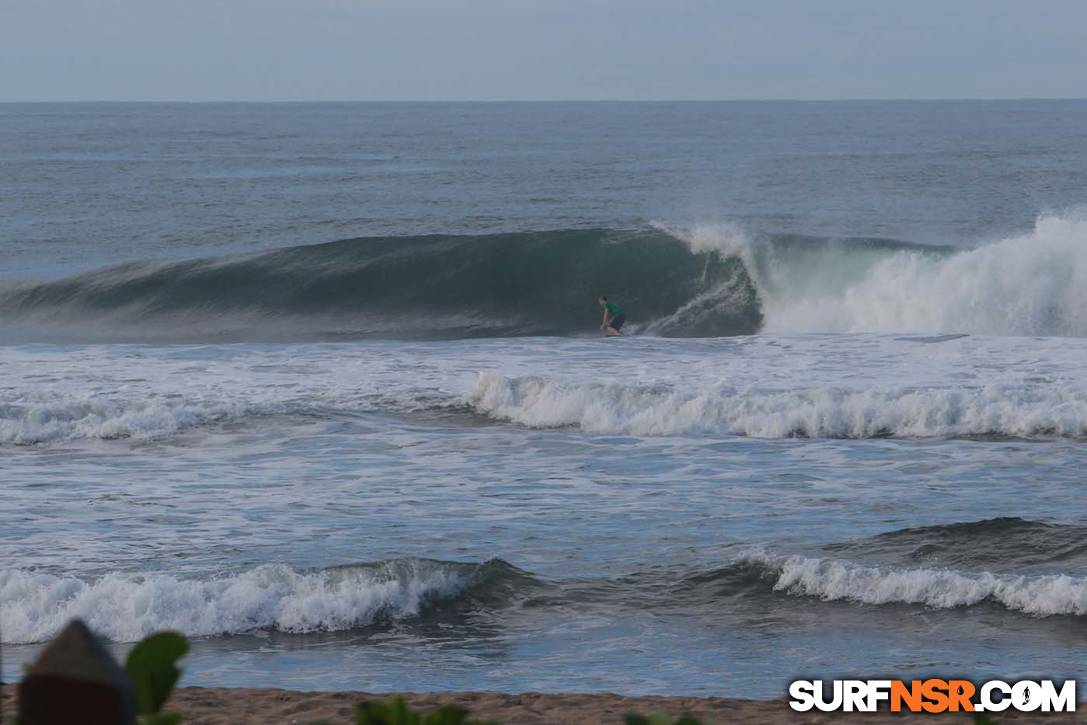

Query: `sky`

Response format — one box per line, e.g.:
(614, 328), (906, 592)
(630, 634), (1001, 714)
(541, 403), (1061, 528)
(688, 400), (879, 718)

(2, 0), (1086, 101)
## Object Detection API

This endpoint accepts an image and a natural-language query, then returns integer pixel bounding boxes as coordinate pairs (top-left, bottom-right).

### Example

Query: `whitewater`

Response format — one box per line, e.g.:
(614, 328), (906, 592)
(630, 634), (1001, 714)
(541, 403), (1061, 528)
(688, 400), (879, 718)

(664, 211), (1087, 337)
(4, 332), (1087, 694)
(2, 333), (1087, 445)
(4, 101), (1087, 697)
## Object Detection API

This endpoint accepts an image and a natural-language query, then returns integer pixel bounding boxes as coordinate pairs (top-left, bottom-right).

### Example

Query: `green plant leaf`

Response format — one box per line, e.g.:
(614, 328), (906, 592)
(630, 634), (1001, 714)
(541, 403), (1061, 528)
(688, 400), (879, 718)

(138, 713), (184, 725)
(356, 698), (421, 725)
(355, 698), (494, 725)
(124, 631), (190, 716)
(422, 705), (473, 725)
(626, 716), (702, 725)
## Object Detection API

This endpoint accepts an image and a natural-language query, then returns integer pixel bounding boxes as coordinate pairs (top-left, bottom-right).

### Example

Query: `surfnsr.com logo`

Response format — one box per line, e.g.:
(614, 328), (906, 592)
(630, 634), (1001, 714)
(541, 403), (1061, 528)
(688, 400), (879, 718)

(789, 679), (1077, 713)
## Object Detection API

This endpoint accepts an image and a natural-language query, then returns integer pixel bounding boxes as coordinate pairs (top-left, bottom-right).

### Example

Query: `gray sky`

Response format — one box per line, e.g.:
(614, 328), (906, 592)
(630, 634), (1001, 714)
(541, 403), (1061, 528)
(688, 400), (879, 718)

(3, 0), (1086, 101)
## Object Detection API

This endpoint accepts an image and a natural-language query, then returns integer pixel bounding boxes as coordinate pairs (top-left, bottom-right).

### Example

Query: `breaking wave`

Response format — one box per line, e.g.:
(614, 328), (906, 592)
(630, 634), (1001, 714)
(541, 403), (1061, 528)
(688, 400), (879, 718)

(749, 553), (1087, 617)
(686, 517), (1087, 617)
(0, 228), (760, 342)
(15, 370), (1068, 446)
(0, 393), (270, 445)
(2, 210), (1084, 341)
(467, 373), (1087, 439)
(664, 211), (1087, 336)
(8, 364), (1087, 446)
(6, 520), (1083, 645)
(0, 558), (532, 644)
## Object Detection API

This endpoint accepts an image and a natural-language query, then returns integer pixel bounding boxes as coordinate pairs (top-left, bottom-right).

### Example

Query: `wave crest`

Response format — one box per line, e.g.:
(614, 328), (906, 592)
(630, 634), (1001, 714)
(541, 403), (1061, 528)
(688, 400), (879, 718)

(0, 228), (761, 342)
(672, 211), (1087, 337)
(0, 558), (527, 643)
(4, 212), (1087, 341)
(467, 373), (1087, 439)
(0, 394), (262, 445)
(756, 553), (1087, 617)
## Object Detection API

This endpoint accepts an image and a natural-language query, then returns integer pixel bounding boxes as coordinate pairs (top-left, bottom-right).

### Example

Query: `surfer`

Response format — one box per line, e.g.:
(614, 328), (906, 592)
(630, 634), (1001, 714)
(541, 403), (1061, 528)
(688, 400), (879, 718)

(598, 295), (626, 335)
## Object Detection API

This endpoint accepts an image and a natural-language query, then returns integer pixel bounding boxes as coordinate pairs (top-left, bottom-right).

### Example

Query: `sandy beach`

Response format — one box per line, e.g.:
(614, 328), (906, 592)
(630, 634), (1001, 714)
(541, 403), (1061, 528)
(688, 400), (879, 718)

(4, 686), (1085, 724)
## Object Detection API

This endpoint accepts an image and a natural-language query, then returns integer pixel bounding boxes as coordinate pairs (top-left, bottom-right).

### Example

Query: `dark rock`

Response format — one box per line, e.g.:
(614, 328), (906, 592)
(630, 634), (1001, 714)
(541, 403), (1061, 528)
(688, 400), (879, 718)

(18, 619), (134, 725)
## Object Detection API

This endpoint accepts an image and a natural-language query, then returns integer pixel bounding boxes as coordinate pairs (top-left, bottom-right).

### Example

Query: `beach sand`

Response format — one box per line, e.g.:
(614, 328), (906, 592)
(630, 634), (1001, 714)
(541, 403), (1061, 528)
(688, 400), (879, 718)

(4, 686), (1085, 723)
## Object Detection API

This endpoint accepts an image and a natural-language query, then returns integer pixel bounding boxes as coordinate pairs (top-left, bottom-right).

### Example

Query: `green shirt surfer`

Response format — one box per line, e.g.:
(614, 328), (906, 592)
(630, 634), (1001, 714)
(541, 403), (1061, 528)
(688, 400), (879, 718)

(598, 295), (626, 335)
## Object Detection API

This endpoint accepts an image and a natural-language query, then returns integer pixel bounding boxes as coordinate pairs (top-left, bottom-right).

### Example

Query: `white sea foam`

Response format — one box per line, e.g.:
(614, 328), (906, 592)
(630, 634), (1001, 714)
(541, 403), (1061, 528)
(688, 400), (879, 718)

(753, 553), (1087, 617)
(0, 395), (259, 445)
(6, 332), (1087, 445)
(0, 560), (475, 643)
(468, 373), (1087, 438)
(669, 211), (1087, 337)
(0, 346), (395, 445)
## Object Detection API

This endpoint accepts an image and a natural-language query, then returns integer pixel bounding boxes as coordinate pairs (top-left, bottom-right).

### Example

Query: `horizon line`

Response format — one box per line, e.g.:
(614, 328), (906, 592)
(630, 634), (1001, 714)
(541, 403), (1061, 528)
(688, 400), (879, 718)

(2, 97), (1087, 104)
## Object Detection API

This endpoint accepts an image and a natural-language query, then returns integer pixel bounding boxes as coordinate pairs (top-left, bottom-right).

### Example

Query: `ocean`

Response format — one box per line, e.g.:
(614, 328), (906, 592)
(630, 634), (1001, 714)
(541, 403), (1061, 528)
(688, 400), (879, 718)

(2, 101), (1086, 696)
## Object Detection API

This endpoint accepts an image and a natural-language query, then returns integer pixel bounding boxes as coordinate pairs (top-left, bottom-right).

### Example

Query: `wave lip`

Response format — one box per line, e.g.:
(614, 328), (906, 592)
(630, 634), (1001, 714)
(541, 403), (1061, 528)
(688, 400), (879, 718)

(0, 558), (529, 644)
(467, 373), (1087, 439)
